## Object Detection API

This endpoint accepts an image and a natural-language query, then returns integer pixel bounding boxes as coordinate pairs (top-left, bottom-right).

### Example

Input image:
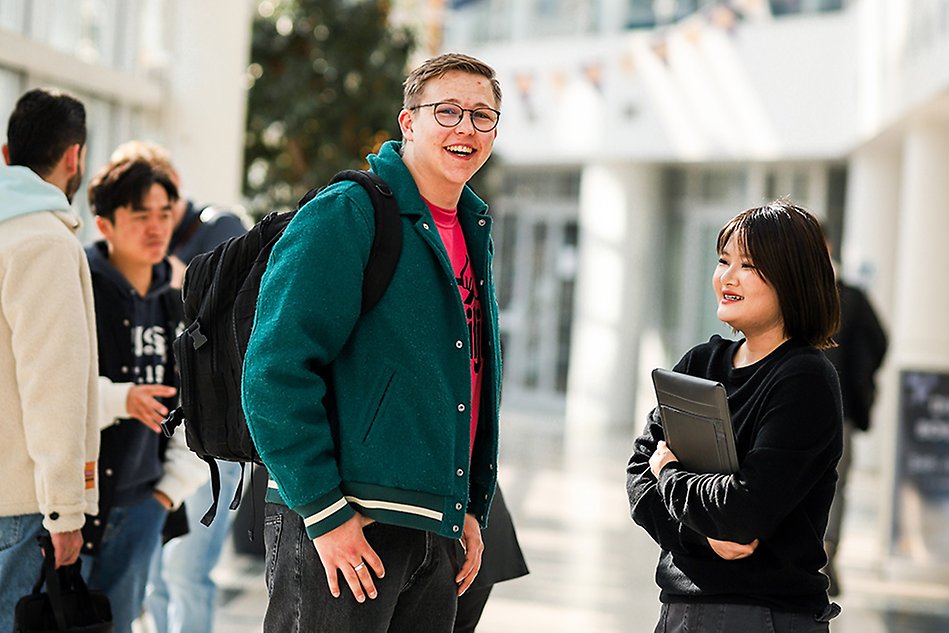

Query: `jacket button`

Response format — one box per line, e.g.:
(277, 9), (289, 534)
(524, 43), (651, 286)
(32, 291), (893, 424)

(85, 542), (93, 550)
(455, 503), (463, 511)
(455, 340), (464, 349)
(478, 219), (486, 227)
(105, 468), (113, 477)
(122, 319), (130, 327)
(456, 468), (464, 477)
(93, 519), (101, 526)
(49, 512), (59, 520)
(120, 366), (128, 374)
(422, 222), (430, 230)
(452, 525), (460, 533)
(457, 403), (466, 412)
(479, 280), (484, 286)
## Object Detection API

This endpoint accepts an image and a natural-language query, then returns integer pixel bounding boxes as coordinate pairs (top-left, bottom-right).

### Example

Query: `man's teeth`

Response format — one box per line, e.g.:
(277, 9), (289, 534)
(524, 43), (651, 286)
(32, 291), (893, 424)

(446, 145), (473, 155)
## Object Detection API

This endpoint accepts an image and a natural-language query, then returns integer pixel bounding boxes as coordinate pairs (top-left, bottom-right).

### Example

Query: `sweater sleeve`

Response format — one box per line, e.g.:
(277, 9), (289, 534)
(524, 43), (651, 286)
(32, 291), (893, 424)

(655, 368), (842, 543)
(627, 407), (709, 554)
(156, 427), (209, 509)
(3, 234), (99, 533)
(97, 376), (131, 429)
(241, 186), (373, 537)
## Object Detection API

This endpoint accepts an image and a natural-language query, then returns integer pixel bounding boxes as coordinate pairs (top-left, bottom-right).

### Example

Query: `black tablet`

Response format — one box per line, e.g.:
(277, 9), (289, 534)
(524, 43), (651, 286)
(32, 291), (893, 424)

(651, 368), (740, 474)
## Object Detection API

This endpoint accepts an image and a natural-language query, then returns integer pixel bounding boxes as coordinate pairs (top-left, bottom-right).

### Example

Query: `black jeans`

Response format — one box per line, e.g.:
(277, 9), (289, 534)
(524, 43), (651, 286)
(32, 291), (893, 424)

(263, 502), (462, 633)
(655, 602), (839, 633)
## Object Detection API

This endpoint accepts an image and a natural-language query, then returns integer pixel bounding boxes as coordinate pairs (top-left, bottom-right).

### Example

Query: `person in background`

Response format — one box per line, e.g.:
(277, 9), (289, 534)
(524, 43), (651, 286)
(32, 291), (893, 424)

(0, 87), (99, 633)
(242, 53), (504, 632)
(821, 237), (888, 596)
(627, 200), (843, 632)
(82, 157), (207, 633)
(109, 140), (249, 633)
(108, 140), (247, 289)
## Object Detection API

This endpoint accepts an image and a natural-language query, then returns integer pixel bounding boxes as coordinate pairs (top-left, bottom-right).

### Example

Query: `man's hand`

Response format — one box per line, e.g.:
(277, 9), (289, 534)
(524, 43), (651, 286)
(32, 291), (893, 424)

(649, 440), (679, 478)
(707, 537), (759, 560)
(455, 513), (484, 596)
(312, 513), (384, 603)
(126, 385), (177, 432)
(49, 530), (84, 568)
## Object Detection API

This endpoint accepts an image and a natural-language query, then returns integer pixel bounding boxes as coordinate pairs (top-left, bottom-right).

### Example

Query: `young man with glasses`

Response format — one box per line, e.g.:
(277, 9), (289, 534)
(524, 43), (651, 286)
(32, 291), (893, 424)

(242, 53), (503, 631)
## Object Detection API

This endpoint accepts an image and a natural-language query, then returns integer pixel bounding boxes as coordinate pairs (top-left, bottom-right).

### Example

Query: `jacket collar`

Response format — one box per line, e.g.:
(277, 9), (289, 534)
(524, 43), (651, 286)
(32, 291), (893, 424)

(366, 141), (489, 220)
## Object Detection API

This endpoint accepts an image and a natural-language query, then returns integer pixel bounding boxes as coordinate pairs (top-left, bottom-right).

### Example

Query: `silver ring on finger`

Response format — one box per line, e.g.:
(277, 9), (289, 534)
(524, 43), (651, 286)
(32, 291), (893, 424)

(353, 562), (366, 572)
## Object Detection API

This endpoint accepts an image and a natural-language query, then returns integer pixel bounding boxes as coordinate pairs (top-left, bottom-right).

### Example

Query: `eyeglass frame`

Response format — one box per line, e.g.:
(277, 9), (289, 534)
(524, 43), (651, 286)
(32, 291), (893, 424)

(409, 102), (501, 132)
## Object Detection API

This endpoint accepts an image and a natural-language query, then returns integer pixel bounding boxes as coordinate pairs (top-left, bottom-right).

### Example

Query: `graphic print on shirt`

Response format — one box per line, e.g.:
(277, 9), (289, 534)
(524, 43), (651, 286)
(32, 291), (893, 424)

(456, 255), (483, 373)
(132, 324), (168, 384)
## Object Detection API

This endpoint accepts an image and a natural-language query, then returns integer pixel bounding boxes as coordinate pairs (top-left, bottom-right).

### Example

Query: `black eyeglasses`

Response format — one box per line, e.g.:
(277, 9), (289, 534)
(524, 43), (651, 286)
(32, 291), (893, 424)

(410, 102), (501, 132)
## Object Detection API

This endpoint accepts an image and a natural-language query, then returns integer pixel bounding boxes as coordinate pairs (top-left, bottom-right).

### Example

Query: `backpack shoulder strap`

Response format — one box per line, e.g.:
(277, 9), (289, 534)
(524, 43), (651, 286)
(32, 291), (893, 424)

(326, 170), (403, 314)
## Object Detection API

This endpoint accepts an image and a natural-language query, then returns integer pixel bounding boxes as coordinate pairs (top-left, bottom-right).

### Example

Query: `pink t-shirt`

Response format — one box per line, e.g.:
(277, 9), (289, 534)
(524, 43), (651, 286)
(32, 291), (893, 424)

(425, 199), (483, 458)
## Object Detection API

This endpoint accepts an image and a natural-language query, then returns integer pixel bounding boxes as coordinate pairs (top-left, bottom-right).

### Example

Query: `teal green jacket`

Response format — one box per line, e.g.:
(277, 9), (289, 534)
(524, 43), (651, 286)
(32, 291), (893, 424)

(242, 141), (501, 540)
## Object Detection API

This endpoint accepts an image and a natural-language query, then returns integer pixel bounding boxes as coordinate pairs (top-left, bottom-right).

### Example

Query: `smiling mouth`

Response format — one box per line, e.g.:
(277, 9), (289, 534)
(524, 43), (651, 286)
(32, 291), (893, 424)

(445, 145), (474, 156)
(723, 293), (743, 301)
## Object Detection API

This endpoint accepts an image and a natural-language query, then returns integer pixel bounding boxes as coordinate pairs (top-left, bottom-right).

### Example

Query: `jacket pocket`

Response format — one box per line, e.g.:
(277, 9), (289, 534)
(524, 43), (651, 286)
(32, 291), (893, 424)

(362, 367), (396, 444)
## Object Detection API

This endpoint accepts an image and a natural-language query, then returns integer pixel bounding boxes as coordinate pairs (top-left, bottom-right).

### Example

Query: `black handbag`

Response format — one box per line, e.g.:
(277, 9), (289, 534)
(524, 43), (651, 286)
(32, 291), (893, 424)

(13, 536), (113, 633)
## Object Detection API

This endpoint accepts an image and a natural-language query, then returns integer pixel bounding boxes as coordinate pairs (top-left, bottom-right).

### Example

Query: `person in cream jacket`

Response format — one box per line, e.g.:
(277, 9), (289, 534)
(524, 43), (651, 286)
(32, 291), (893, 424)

(0, 88), (100, 633)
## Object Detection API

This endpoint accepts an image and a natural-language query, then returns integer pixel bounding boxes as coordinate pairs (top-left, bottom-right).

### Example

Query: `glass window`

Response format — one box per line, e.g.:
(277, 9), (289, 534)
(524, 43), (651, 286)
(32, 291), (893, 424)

(0, 69), (25, 143)
(555, 222), (578, 392)
(495, 213), (518, 310)
(72, 91), (117, 242)
(29, 0), (83, 58)
(791, 167), (809, 200)
(0, 0), (27, 32)
(626, 0), (656, 28)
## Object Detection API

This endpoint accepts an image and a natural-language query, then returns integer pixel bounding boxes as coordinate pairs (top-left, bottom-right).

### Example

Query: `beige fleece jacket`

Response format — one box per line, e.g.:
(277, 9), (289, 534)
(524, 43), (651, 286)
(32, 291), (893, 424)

(0, 210), (100, 532)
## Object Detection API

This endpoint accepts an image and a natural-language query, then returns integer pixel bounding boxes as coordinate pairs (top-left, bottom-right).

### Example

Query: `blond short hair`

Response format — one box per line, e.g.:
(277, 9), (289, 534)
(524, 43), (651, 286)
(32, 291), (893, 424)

(403, 53), (502, 110)
(109, 140), (177, 178)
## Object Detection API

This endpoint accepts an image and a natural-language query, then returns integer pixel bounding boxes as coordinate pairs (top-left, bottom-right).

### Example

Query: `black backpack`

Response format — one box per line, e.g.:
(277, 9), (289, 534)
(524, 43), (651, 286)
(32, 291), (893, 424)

(162, 170), (402, 525)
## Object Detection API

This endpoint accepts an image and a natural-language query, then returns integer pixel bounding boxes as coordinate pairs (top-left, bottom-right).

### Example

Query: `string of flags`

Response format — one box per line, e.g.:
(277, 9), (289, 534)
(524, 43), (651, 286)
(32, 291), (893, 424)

(505, 1), (755, 121)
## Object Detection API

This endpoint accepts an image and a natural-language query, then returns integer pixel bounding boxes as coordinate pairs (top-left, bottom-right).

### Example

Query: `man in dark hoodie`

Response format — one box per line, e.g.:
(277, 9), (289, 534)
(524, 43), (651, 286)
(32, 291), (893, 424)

(108, 139), (249, 633)
(83, 158), (206, 633)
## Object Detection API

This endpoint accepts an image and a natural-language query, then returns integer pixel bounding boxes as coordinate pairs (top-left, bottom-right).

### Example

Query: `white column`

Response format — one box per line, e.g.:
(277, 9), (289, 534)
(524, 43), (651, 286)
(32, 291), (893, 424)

(891, 121), (949, 361)
(841, 136), (902, 567)
(165, 0), (253, 206)
(565, 163), (661, 439)
(842, 138), (901, 324)
(883, 114), (949, 579)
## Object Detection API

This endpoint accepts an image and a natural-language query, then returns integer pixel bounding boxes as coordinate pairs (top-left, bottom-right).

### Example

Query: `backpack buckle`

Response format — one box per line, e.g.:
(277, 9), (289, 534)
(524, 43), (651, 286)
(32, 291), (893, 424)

(161, 407), (184, 437)
(188, 322), (208, 349)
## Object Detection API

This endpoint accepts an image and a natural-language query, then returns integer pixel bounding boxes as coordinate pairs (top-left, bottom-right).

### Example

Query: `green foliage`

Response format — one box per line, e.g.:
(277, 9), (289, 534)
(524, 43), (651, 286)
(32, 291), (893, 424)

(244, 0), (415, 217)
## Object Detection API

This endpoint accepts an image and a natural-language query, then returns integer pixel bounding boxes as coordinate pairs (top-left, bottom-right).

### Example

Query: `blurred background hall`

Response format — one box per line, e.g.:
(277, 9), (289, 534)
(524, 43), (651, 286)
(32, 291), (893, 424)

(3, 0), (949, 630)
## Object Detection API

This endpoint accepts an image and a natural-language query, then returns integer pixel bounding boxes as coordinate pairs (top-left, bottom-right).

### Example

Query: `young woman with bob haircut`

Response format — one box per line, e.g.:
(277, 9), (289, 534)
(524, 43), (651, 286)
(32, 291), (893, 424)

(627, 200), (843, 632)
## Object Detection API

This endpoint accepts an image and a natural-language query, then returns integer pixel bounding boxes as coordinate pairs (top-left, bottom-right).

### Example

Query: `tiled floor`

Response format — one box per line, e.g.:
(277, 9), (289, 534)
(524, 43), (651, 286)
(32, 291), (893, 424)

(209, 408), (949, 632)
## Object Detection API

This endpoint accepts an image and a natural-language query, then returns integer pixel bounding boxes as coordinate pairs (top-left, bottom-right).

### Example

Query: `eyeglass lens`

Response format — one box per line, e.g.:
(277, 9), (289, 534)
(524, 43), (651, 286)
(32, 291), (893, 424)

(432, 103), (499, 132)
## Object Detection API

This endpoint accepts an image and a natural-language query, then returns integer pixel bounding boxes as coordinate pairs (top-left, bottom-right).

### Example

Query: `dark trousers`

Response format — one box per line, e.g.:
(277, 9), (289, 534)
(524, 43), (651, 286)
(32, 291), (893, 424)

(655, 602), (836, 633)
(453, 585), (492, 633)
(263, 502), (461, 633)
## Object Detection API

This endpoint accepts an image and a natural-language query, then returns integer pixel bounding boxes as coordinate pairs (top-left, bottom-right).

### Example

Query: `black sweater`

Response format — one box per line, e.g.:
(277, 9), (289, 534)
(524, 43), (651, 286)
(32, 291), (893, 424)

(627, 336), (842, 614)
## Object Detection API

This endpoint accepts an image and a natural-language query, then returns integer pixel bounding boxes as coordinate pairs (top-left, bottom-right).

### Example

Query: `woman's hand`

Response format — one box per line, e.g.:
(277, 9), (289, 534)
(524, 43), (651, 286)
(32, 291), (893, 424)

(649, 440), (679, 478)
(707, 537), (759, 560)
